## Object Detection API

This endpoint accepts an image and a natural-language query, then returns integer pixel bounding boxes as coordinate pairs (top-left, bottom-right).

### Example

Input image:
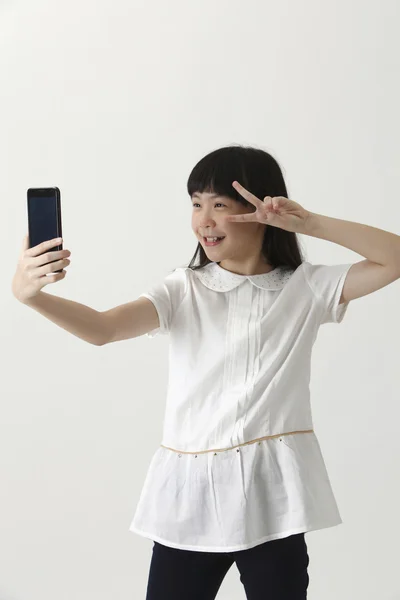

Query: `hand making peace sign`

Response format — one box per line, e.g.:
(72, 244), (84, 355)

(226, 181), (312, 234)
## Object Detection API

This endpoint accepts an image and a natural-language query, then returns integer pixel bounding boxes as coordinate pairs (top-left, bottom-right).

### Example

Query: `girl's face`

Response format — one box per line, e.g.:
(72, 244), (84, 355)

(191, 191), (267, 264)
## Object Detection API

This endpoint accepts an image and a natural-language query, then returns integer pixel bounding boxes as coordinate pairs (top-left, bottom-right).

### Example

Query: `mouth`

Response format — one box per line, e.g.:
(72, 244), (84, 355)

(202, 236), (226, 247)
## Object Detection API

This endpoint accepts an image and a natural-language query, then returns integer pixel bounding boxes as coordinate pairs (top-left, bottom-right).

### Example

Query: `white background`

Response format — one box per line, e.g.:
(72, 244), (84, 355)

(1, 0), (400, 598)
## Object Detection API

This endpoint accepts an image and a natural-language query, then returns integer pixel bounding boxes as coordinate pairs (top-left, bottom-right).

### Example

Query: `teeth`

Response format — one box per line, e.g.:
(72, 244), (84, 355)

(206, 237), (219, 242)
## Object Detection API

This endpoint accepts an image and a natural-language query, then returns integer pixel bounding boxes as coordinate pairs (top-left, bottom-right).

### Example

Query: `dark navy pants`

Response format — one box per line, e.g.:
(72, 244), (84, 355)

(145, 532), (309, 599)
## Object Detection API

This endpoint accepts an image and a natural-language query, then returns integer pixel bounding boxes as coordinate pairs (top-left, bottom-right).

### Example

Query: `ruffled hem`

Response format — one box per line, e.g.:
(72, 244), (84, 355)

(129, 432), (342, 552)
(129, 519), (342, 553)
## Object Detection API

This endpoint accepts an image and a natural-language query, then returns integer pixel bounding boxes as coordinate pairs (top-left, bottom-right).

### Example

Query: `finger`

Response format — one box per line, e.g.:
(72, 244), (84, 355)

(272, 198), (280, 210)
(25, 237), (62, 258)
(264, 198), (280, 214)
(22, 233), (30, 252)
(37, 257), (70, 277)
(232, 181), (263, 207)
(263, 197), (274, 208)
(39, 270), (66, 286)
(31, 250), (70, 270)
(225, 213), (257, 223)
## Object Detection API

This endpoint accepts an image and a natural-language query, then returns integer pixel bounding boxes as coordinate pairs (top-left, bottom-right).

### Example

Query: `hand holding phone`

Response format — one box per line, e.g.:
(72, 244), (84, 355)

(12, 235), (71, 304)
(11, 187), (71, 303)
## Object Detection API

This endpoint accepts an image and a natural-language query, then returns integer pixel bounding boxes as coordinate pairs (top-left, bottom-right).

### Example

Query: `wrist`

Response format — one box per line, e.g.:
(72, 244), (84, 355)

(21, 291), (43, 307)
(302, 211), (321, 236)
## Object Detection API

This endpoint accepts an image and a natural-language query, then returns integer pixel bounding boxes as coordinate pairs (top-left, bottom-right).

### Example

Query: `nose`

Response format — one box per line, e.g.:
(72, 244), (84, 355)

(198, 212), (217, 230)
(200, 219), (216, 231)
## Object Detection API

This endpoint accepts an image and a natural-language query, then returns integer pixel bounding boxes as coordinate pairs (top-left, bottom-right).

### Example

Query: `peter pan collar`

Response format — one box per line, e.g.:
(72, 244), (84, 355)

(192, 261), (296, 292)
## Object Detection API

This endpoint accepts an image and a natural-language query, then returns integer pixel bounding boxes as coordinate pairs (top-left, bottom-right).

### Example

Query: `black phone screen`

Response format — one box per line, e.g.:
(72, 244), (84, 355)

(27, 187), (62, 250)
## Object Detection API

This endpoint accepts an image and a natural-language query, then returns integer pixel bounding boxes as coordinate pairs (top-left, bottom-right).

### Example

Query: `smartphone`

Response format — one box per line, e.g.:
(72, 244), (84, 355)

(27, 187), (63, 273)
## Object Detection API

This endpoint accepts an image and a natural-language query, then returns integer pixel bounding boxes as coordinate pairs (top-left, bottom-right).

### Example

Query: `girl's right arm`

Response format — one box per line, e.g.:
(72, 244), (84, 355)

(11, 235), (160, 345)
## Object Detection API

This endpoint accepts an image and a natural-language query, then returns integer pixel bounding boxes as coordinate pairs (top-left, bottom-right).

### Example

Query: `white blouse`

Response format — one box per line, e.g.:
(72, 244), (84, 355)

(129, 260), (353, 552)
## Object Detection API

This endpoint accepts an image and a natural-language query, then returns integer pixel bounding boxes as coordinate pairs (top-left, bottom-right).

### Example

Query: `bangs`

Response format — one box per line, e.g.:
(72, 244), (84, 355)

(187, 145), (253, 207)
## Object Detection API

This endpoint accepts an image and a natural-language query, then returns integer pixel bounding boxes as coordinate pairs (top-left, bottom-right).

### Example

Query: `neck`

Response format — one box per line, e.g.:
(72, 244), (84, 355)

(217, 257), (275, 276)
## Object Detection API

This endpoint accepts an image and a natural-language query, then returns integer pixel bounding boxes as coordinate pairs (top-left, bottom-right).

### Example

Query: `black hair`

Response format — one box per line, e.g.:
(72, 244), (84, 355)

(185, 144), (305, 271)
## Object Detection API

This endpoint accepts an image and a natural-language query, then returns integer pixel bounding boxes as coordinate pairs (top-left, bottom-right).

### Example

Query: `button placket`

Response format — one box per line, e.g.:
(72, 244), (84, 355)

(231, 283), (254, 447)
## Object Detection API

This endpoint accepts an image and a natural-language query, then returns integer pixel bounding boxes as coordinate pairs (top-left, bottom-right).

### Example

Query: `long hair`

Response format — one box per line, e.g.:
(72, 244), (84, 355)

(185, 144), (305, 271)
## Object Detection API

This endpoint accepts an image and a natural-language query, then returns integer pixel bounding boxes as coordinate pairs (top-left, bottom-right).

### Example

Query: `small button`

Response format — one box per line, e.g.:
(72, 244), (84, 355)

(195, 455), (197, 458)
(236, 448), (240, 452)
(214, 452), (217, 455)
(178, 454), (182, 457)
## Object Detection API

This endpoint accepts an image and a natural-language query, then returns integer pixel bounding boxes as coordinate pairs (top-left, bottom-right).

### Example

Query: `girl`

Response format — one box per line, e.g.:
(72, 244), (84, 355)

(12, 145), (400, 600)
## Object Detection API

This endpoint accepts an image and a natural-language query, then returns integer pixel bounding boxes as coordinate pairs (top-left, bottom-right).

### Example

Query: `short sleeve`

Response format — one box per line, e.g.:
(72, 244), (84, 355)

(304, 262), (353, 324)
(139, 267), (187, 338)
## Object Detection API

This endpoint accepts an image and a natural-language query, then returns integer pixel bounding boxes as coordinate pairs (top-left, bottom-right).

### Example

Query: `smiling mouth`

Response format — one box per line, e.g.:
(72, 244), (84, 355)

(202, 236), (225, 246)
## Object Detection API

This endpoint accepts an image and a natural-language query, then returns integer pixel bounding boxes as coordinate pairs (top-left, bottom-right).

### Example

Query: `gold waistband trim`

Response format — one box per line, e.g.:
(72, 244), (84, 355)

(160, 429), (315, 455)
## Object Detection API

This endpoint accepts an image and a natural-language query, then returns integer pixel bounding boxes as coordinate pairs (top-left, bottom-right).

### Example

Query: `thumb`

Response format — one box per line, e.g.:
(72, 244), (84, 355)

(22, 233), (30, 252)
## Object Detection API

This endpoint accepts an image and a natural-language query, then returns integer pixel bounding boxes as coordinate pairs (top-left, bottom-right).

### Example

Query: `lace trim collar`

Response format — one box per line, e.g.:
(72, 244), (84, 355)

(192, 261), (296, 292)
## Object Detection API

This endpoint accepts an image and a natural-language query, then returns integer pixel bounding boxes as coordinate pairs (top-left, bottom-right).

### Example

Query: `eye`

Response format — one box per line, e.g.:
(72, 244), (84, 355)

(192, 203), (225, 208)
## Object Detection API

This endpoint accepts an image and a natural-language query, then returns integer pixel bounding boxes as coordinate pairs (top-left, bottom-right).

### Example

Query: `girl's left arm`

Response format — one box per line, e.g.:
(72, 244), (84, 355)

(304, 212), (400, 303)
(228, 181), (400, 304)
